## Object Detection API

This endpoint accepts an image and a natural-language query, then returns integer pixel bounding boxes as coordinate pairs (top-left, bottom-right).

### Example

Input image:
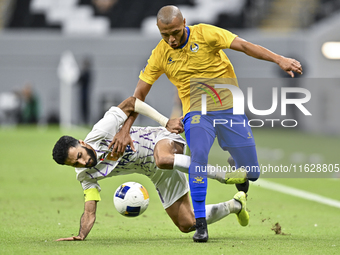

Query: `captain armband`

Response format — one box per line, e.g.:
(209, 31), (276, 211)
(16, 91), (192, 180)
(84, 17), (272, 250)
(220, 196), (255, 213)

(84, 188), (101, 202)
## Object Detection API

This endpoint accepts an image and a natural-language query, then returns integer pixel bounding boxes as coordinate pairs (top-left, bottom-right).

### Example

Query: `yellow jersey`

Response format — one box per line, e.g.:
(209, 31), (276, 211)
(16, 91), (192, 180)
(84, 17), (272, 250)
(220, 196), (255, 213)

(139, 23), (239, 115)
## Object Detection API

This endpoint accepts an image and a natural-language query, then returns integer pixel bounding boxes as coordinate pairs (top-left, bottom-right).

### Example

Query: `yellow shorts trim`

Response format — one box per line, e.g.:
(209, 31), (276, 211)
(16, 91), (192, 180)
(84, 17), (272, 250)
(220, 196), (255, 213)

(84, 188), (101, 202)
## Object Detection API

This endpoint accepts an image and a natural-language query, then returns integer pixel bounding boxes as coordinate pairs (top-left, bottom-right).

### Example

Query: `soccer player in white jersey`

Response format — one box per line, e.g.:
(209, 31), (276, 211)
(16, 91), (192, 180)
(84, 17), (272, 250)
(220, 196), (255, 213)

(52, 96), (248, 241)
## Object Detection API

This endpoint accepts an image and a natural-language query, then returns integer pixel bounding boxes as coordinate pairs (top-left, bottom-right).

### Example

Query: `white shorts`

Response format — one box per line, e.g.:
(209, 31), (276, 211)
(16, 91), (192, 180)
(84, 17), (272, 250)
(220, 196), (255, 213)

(154, 127), (187, 154)
(150, 169), (189, 209)
(150, 129), (189, 209)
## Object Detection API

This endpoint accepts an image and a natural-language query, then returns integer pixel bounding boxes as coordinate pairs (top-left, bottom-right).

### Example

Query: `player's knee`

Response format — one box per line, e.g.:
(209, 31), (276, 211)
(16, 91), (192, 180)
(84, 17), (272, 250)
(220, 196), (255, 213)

(175, 214), (195, 233)
(177, 222), (194, 233)
(248, 168), (260, 182)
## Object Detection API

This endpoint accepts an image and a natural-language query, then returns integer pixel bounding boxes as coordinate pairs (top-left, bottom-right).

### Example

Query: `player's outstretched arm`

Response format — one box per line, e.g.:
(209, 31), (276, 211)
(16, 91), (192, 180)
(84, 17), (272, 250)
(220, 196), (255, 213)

(230, 37), (303, 78)
(109, 79), (184, 155)
(131, 79), (183, 132)
(134, 98), (184, 133)
(109, 79), (152, 154)
(117, 96), (184, 134)
(56, 200), (97, 241)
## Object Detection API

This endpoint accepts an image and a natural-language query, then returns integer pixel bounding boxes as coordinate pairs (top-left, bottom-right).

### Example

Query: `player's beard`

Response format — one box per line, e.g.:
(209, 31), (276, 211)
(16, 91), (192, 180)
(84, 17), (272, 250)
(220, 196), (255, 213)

(84, 146), (97, 167)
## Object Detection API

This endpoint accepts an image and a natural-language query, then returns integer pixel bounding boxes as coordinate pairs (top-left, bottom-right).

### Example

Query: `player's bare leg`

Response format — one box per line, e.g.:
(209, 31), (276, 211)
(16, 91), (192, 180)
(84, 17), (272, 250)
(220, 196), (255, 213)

(154, 139), (247, 185)
(165, 193), (245, 233)
(165, 193), (195, 233)
(173, 152), (246, 185)
(154, 139), (184, 169)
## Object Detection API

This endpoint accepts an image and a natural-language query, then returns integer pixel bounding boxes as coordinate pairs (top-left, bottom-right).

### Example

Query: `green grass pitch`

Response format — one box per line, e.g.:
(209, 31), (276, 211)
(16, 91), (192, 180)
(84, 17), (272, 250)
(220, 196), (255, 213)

(0, 126), (339, 254)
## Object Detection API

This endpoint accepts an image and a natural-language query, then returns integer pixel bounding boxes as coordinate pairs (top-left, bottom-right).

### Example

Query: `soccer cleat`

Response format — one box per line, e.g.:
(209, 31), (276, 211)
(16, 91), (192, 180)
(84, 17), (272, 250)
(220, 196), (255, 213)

(225, 167), (247, 184)
(234, 191), (249, 227)
(192, 218), (208, 242)
(227, 156), (236, 168)
(235, 180), (249, 193)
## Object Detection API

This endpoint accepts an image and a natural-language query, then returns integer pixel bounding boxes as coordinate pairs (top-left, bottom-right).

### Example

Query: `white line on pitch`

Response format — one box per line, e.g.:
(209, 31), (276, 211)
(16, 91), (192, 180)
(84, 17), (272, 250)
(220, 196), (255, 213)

(251, 179), (340, 209)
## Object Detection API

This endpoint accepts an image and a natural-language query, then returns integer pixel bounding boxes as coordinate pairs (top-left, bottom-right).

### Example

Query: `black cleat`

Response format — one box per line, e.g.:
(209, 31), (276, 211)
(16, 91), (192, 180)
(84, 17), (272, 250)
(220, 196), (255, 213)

(192, 218), (208, 242)
(235, 179), (249, 193)
(228, 156), (249, 193)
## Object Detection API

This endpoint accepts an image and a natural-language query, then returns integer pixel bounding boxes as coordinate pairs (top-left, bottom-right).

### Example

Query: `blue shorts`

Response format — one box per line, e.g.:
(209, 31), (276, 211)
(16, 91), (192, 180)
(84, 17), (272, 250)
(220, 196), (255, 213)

(183, 109), (255, 149)
(183, 109), (260, 181)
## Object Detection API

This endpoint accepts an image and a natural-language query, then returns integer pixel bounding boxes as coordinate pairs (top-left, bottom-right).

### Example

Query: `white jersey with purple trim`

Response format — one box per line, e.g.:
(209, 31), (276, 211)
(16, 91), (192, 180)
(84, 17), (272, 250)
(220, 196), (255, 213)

(75, 106), (186, 192)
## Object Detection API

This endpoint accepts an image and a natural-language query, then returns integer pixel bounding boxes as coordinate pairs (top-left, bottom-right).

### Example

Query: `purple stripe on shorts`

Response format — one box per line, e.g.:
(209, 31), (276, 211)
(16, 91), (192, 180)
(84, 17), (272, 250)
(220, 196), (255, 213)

(156, 188), (164, 203)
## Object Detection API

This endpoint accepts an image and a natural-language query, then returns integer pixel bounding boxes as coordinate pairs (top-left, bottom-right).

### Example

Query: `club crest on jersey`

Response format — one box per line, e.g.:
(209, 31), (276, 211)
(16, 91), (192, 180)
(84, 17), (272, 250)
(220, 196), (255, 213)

(167, 57), (174, 64)
(190, 43), (199, 52)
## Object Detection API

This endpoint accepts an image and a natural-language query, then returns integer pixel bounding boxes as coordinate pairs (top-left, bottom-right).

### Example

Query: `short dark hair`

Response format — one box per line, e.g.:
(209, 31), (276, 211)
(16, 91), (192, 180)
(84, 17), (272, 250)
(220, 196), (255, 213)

(52, 135), (79, 165)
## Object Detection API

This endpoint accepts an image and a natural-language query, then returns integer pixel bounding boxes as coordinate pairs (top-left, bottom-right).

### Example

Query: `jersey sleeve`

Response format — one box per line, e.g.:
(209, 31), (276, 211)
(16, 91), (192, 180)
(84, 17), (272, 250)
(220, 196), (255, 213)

(89, 106), (128, 137)
(81, 178), (101, 191)
(200, 24), (238, 49)
(139, 48), (164, 85)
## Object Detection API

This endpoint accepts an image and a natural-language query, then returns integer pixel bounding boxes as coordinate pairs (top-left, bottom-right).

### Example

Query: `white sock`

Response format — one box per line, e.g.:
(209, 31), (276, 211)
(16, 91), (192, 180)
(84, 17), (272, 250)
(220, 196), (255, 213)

(173, 154), (191, 174)
(206, 164), (226, 183)
(173, 154), (226, 181)
(206, 199), (241, 224)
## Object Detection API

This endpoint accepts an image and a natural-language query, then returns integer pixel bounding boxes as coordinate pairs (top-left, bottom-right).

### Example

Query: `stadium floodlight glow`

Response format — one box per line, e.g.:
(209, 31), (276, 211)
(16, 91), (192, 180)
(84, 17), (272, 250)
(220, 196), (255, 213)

(321, 42), (340, 59)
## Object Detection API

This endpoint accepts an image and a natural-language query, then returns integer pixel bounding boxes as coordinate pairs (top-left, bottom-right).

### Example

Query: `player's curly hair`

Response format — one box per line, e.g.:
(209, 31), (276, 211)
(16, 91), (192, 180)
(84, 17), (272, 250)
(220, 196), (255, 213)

(52, 135), (79, 165)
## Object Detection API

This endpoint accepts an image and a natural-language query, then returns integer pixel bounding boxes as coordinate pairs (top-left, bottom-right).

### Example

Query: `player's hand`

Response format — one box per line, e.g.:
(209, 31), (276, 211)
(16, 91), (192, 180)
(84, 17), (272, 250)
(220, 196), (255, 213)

(56, 236), (84, 241)
(108, 130), (136, 156)
(278, 57), (303, 77)
(166, 117), (184, 134)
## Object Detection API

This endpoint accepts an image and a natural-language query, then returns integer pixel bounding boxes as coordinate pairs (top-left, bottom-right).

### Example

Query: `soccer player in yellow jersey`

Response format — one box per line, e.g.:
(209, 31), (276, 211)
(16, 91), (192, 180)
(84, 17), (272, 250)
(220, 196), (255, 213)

(109, 5), (303, 242)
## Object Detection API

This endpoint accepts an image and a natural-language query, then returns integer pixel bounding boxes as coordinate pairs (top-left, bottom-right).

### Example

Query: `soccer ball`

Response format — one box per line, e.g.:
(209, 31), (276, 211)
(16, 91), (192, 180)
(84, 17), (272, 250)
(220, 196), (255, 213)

(113, 182), (149, 217)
